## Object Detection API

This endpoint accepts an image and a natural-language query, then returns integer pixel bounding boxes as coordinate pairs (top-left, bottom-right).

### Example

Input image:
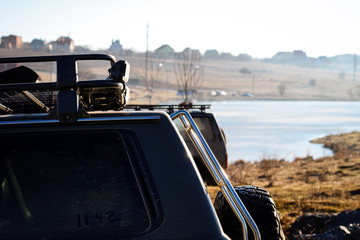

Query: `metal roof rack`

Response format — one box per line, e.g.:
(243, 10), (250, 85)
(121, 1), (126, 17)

(0, 54), (129, 123)
(125, 104), (211, 113)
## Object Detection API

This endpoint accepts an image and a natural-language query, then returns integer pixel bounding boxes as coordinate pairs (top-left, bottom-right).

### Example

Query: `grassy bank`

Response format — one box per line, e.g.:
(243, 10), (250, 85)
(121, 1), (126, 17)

(207, 131), (360, 235)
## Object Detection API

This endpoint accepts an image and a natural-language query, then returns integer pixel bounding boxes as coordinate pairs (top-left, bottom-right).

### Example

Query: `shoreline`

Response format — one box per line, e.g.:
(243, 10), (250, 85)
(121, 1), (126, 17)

(208, 131), (360, 237)
(208, 100), (360, 163)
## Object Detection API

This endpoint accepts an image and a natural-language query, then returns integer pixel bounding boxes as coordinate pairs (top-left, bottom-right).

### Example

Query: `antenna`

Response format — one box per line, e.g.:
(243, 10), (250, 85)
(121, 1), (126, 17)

(354, 54), (357, 81)
(145, 21), (149, 89)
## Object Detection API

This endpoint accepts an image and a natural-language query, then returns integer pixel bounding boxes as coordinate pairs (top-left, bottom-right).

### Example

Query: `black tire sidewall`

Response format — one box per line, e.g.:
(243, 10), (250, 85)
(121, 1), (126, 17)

(214, 186), (285, 240)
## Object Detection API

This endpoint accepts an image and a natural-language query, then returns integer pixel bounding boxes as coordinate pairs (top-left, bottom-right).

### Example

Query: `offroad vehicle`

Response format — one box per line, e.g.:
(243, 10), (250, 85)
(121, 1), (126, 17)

(0, 54), (284, 240)
(125, 104), (228, 185)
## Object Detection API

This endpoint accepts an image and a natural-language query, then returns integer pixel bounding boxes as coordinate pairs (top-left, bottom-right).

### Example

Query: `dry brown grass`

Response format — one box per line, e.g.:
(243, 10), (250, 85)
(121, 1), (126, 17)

(207, 132), (360, 236)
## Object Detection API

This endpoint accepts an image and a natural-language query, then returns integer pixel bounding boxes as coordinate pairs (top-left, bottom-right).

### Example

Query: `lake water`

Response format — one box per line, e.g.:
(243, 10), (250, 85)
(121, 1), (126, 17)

(206, 101), (360, 163)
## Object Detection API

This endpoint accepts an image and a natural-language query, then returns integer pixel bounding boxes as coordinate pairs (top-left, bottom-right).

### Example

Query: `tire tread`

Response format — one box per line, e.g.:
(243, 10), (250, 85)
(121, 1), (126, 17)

(214, 186), (285, 240)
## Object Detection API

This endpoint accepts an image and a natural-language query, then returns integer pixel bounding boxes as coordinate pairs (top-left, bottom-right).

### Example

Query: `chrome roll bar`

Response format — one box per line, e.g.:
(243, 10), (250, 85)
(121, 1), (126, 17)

(171, 110), (261, 240)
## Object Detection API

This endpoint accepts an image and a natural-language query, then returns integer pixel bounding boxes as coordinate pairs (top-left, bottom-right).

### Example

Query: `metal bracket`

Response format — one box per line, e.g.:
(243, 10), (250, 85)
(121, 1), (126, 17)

(56, 56), (79, 123)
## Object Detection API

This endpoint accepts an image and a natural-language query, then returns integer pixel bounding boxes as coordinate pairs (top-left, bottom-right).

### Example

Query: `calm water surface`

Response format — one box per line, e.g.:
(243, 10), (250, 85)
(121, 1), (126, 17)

(207, 101), (360, 163)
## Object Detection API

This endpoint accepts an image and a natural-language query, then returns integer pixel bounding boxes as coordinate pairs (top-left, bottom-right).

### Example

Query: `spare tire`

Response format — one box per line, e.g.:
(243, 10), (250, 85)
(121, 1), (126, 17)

(214, 186), (285, 240)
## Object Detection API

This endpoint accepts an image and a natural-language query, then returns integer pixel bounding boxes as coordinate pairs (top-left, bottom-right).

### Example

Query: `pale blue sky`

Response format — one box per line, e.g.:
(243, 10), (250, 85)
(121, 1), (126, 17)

(1, 0), (360, 58)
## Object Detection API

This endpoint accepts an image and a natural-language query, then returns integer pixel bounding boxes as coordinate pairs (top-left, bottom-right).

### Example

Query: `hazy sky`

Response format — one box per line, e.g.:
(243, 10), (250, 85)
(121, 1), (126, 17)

(1, 0), (360, 58)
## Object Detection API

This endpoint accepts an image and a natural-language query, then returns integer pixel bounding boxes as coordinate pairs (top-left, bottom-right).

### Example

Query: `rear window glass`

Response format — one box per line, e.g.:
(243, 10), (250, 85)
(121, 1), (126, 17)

(0, 129), (161, 240)
(193, 116), (216, 140)
(174, 115), (216, 141)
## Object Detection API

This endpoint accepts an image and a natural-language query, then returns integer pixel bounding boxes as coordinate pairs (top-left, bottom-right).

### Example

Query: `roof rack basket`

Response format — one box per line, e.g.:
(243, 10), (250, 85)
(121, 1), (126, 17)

(0, 54), (129, 123)
(171, 110), (261, 240)
(126, 104), (210, 113)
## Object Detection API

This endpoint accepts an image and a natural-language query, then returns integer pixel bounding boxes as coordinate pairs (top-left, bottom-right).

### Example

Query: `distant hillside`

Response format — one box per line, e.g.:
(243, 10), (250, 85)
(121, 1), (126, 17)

(1, 48), (360, 103)
(264, 50), (358, 71)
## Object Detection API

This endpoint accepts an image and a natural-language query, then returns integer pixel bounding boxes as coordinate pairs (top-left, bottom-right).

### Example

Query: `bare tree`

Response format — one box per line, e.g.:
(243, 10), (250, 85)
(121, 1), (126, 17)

(239, 67), (252, 76)
(173, 48), (204, 103)
(146, 59), (164, 104)
(338, 71), (345, 80)
(309, 78), (316, 86)
(149, 59), (164, 90)
(278, 83), (287, 96)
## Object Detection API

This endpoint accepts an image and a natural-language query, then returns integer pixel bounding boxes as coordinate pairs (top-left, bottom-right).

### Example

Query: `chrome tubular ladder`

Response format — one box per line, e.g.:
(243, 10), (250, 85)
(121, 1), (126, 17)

(171, 110), (261, 240)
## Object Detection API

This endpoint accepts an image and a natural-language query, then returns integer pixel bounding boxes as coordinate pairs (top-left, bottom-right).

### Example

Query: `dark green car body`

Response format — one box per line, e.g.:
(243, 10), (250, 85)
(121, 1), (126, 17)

(0, 54), (229, 240)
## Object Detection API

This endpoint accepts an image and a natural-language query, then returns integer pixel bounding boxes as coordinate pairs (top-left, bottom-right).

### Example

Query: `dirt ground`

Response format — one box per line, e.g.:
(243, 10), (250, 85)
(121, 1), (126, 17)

(207, 131), (360, 235)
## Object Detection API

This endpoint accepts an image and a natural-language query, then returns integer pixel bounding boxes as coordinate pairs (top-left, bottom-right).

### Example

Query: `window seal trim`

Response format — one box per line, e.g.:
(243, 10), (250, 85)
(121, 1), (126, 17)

(0, 115), (161, 126)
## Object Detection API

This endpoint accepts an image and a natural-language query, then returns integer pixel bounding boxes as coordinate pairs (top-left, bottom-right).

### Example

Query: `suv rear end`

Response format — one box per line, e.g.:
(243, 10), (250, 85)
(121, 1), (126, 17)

(178, 111), (228, 184)
(0, 112), (228, 240)
(0, 55), (229, 240)
(126, 104), (228, 185)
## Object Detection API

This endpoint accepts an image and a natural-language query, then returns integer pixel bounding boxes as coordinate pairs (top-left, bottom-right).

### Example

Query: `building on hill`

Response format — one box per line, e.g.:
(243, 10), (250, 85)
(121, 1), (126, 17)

(237, 53), (253, 62)
(272, 51), (294, 62)
(49, 36), (75, 53)
(154, 44), (174, 58)
(30, 39), (47, 52)
(0, 35), (23, 49)
(293, 50), (307, 58)
(109, 40), (123, 53)
(219, 52), (234, 60)
(271, 50), (308, 65)
(181, 48), (201, 58)
(204, 49), (220, 59)
(272, 50), (307, 61)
